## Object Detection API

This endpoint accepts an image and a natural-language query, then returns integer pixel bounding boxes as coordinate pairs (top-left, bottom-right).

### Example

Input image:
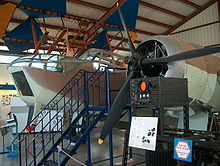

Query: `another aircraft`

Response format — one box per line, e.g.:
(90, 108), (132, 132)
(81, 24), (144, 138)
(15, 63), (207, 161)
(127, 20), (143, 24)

(7, 50), (126, 127)
(98, 5), (220, 144)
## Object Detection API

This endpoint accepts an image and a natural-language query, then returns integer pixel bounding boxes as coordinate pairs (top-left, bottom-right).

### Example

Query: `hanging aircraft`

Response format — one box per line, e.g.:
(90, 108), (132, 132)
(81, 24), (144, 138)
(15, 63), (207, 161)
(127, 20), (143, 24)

(98, 4), (220, 144)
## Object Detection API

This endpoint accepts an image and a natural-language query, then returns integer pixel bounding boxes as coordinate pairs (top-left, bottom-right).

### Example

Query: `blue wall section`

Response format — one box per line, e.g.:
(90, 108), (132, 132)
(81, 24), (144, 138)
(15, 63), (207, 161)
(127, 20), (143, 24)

(104, 0), (140, 31)
(88, 31), (110, 51)
(4, 18), (43, 53)
(19, 0), (66, 18)
(0, 85), (16, 90)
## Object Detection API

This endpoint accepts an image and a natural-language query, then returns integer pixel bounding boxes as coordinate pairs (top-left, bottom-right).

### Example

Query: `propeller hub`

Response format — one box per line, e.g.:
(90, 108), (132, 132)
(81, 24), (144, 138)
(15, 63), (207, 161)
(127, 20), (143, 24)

(128, 40), (169, 78)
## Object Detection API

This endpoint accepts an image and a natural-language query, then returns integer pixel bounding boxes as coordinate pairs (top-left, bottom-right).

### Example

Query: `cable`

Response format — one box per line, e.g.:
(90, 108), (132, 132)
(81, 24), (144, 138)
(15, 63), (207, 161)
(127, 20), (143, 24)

(57, 145), (86, 166)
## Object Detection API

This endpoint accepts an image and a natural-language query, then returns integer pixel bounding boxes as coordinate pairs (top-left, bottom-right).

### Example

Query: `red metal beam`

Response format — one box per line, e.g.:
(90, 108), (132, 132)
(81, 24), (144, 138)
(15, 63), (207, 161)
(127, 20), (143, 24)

(112, 39), (127, 52)
(140, 1), (185, 19)
(164, 0), (217, 35)
(205, 43), (220, 47)
(1, 0), (156, 38)
(10, 18), (80, 33)
(30, 18), (38, 52)
(68, 0), (108, 11)
(137, 16), (172, 29)
(83, 0), (127, 40)
(109, 35), (141, 44)
(75, 0), (127, 57)
(135, 29), (157, 36)
(0, 0), (120, 31)
(177, 0), (200, 9)
(1, 38), (131, 52)
(47, 29), (67, 53)
(112, 46), (130, 52)
(170, 21), (220, 35)
(69, 0), (172, 29)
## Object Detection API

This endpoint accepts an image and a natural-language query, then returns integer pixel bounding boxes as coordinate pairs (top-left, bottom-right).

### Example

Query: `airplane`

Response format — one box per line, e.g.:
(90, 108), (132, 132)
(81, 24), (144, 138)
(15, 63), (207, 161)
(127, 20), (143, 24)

(8, 34), (220, 135)
(98, 5), (220, 144)
(6, 5), (220, 136)
(7, 50), (126, 130)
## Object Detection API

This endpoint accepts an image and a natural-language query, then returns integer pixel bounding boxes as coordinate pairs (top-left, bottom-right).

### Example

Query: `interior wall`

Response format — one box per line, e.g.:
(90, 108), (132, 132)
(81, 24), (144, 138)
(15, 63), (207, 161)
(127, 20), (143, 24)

(0, 64), (17, 121)
(169, 2), (220, 48)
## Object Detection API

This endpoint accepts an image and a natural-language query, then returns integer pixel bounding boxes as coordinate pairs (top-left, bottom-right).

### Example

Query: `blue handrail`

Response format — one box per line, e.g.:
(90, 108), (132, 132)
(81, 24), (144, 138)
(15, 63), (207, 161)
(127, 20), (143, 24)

(17, 68), (107, 165)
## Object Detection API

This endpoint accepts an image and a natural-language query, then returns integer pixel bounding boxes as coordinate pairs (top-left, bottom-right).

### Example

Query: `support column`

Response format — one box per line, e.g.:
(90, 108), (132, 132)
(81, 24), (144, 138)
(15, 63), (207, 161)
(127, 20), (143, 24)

(30, 18), (38, 54)
(183, 105), (189, 131)
(218, 0), (220, 28)
(32, 102), (42, 125)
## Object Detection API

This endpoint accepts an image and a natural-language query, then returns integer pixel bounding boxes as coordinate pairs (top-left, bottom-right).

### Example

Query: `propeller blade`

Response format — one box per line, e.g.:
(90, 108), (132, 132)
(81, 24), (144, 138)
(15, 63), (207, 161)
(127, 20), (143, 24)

(98, 71), (134, 144)
(117, 3), (136, 55)
(141, 46), (220, 65)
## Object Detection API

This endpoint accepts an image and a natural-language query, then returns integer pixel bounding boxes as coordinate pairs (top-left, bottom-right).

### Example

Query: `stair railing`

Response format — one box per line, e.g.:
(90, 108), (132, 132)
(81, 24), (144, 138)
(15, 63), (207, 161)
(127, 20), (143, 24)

(16, 68), (106, 166)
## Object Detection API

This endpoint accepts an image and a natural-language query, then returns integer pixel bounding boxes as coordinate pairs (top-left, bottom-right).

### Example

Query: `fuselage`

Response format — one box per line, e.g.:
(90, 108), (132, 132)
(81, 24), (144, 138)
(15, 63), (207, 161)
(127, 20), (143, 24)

(138, 35), (220, 111)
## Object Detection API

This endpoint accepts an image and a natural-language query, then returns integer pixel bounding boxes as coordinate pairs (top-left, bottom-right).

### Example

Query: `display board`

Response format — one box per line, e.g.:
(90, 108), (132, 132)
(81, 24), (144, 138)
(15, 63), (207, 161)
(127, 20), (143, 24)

(129, 117), (158, 151)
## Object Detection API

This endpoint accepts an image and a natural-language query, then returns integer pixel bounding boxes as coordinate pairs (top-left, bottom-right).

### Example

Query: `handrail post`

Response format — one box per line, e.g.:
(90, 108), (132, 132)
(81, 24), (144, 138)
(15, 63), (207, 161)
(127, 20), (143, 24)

(33, 137), (37, 166)
(19, 134), (22, 166)
(84, 71), (92, 164)
(58, 148), (61, 166)
(84, 72), (89, 111)
(105, 68), (114, 166)
(86, 134), (91, 165)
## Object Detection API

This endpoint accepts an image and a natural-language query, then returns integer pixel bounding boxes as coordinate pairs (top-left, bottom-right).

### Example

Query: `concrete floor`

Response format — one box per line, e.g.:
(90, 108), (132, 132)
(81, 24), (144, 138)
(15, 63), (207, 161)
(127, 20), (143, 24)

(0, 124), (146, 166)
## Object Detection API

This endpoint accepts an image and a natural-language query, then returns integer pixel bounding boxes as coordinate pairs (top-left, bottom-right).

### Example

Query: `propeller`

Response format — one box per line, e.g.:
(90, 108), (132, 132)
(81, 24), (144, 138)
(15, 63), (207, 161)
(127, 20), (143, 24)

(98, 3), (137, 144)
(141, 46), (220, 65)
(117, 3), (136, 55)
(98, 71), (134, 144)
(98, 3), (220, 144)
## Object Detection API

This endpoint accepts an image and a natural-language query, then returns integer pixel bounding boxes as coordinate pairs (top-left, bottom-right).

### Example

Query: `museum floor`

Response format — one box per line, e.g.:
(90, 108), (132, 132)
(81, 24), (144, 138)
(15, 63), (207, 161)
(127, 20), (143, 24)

(0, 122), (146, 166)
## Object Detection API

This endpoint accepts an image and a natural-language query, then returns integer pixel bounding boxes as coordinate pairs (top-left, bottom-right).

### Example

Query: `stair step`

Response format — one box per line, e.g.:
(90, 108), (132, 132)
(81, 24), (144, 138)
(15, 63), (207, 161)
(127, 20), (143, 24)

(88, 107), (105, 111)
(44, 160), (58, 166)
(71, 124), (87, 129)
(110, 89), (120, 92)
(63, 136), (81, 142)
(79, 114), (99, 117)
(53, 148), (76, 155)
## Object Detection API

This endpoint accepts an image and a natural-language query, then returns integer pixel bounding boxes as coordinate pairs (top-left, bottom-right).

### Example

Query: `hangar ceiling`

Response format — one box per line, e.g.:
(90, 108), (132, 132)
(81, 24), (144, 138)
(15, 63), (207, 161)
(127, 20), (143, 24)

(0, 0), (219, 58)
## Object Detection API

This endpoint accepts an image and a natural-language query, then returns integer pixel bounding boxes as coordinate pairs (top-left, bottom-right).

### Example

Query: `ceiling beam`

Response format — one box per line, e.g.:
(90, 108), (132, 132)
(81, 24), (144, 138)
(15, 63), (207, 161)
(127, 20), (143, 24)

(10, 18), (80, 33)
(1, 37), (132, 53)
(8, 18), (143, 44)
(135, 29), (157, 36)
(1, 0), (156, 38)
(9, 17), (144, 45)
(47, 29), (67, 53)
(70, 0), (172, 29)
(170, 20), (220, 35)
(75, 0), (127, 57)
(137, 16), (172, 28)
(164, 0), (217, 35)
(71, 0), (185, 21)
(112, 38), (126, 51)
(83, 0), (127, 40)
(112, 46), (130, 52)
(140, 1), (185, 19)
(177, 0), (200, 9)
(68, 0), (108, 11)
(109, 35), (141, 44)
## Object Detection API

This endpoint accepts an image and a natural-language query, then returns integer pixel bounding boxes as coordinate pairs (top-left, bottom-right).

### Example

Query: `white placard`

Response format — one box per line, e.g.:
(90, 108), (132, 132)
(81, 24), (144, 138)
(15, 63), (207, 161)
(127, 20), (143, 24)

(128, 117), (158, 151)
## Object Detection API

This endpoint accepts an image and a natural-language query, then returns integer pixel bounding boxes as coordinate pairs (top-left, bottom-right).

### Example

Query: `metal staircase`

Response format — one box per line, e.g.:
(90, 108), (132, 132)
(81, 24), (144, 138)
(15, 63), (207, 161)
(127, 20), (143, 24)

(14, 68), (112, 166)
(41, 106), (105, 166)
